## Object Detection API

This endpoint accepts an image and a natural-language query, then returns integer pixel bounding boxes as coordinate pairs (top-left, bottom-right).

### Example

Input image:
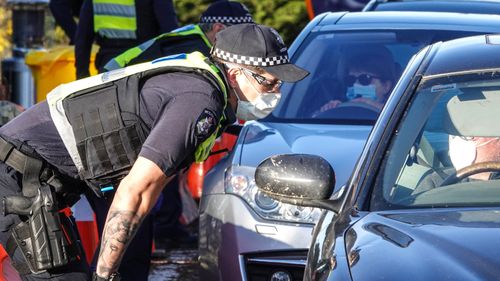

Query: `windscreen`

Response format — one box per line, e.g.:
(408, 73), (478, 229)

(269, 29), (490, 125)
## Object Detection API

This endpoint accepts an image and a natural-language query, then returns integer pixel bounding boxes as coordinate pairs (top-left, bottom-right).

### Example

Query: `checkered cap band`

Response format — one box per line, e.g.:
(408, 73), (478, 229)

(200, 15), (254, 24)
(212, 48), (289, 67)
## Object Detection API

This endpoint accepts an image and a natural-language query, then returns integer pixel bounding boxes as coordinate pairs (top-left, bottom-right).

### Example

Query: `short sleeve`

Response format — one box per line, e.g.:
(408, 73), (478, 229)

(138, 74), (223, 176)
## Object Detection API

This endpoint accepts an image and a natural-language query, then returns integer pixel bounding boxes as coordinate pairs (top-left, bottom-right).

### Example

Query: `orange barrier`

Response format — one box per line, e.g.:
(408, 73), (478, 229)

(186, 132), (238, 199)
(71, 197), (99, 264)
(0, 245), (21, 281)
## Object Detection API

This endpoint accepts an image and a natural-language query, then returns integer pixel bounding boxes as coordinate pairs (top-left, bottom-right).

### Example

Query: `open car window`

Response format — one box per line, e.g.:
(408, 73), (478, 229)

(372, 70), (500, 210)
(268, 29), (495, 125)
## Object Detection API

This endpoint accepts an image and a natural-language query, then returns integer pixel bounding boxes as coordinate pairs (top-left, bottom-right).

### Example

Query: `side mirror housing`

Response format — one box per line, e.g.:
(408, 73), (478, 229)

(255, 154), (340, 211)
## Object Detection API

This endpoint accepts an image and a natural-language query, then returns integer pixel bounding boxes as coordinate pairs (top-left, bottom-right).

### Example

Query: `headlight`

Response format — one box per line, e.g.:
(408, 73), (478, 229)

(225, 165), (322, 224)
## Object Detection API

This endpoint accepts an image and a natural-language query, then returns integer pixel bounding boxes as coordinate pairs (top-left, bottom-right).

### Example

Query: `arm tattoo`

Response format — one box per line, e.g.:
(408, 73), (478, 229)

(96, 210), (143, 277)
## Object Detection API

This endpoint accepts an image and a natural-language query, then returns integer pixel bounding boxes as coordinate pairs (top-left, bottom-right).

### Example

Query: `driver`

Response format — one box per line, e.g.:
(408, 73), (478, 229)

(414, 135), (500, 193)
(449, 136), (500, 180)
(313, 47), (396, 116)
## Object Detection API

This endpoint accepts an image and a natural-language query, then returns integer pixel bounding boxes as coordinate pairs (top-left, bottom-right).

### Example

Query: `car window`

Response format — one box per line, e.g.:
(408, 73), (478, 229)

(372, 70), (500, 210)
(269, 29), (492, 125)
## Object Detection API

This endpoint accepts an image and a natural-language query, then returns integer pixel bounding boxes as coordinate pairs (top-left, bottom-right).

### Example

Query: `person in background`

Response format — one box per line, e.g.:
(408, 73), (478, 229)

(104, 0), (253, 71)
(49, 0), (84, 44)
(75, 0), (178, 78)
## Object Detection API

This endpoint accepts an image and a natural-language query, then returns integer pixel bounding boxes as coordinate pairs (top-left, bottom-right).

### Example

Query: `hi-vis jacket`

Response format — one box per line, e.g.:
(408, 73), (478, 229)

(47, 52), (227, 192)
(104, 24), (211, 71)
(93, 0), (137, 40)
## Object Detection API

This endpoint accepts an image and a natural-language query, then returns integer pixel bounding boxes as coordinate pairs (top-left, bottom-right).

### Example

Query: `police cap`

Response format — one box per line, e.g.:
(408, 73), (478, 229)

(200, 1), (254, 25)
(211, 23), (309, 82)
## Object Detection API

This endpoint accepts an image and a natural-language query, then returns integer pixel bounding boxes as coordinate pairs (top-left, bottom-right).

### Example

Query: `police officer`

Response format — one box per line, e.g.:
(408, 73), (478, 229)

(0, 24), (308, 281)
(75, 0), (178, 78)
(104, 0), (254, 253)
(104, 1), (253, 71)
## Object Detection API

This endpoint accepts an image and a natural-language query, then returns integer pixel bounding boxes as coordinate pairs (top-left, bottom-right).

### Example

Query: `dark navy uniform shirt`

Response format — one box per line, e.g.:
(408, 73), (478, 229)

(0, 72), (225, 179)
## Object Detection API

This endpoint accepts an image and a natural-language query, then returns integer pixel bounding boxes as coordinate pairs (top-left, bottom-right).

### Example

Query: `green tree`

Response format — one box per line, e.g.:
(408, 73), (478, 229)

(173, 0), (309, 46)
(0, 1), (11, 59)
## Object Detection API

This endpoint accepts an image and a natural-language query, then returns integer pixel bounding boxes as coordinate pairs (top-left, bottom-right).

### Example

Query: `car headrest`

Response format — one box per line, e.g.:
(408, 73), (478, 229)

(443, 88), (500, 137)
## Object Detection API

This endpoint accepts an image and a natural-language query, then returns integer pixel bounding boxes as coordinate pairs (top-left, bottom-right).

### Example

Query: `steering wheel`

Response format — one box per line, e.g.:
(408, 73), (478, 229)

(315, 101), (380, 119)
(337, 101), (381, 112)
(440, 161), (500, 186)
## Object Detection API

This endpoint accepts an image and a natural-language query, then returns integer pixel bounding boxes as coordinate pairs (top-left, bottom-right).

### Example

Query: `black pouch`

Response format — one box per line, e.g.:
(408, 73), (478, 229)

(62, 78), (147, 189)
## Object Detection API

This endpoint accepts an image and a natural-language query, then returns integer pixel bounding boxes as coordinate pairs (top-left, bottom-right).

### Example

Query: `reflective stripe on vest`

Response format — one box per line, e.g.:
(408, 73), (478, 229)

(93, 0), (137, 39)
(47, 52), (227, 182)
(105, 24), (211, 71)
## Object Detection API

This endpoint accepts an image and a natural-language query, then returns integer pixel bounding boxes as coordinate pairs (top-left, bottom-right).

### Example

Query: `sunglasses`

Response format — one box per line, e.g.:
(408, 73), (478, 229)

(346, 73), (381, 86)
(240, 68), (283, 93)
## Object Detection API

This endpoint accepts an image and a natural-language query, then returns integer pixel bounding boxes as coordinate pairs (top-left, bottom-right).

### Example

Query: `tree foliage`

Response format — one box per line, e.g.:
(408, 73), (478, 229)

(0, 1), (12, 58)
(173, 0), (309, 46)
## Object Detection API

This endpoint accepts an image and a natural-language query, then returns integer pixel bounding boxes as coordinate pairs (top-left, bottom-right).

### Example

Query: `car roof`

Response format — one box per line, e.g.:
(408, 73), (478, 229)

(317, 11), (500, 32)
(364, 0), (500, 14)
(424, 34), (500, 76)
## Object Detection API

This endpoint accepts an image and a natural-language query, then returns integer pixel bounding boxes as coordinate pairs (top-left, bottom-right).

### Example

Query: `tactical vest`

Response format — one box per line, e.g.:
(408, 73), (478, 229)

(93, 0), (137, 39)
(104, 24), (211, 71)
(47, 52), (227, 194)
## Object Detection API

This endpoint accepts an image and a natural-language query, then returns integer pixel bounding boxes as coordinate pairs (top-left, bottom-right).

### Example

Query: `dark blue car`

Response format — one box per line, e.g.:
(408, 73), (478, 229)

(255, 34), (500, 281)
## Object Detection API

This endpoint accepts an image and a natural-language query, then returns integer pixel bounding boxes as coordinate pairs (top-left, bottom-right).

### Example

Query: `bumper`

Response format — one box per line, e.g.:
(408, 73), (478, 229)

(199, 193), (313, 281)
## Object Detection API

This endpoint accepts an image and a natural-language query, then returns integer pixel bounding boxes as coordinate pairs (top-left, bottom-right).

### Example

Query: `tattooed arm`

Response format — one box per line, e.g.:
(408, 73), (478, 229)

(96, 156), (169, 278)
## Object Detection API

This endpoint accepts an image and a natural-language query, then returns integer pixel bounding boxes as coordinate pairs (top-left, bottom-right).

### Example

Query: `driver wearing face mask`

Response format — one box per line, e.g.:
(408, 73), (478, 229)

(314, 47), (396, 116)
(449, 136), (500, 180)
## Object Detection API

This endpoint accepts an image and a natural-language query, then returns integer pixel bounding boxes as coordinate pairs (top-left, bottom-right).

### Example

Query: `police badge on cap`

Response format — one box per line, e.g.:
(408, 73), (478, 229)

(211, 24), (309, 82)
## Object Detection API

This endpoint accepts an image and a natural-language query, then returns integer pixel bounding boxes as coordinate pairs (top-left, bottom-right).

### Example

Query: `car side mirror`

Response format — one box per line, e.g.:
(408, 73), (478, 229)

(255, 154), (342, 212)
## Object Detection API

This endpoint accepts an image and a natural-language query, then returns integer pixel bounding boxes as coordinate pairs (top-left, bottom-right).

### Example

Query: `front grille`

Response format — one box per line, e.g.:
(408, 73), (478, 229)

(244, 250), (307, 281)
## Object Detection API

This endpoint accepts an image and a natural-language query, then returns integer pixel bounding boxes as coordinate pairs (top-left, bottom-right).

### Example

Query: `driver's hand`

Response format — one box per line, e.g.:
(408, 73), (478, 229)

(351, 97), (384, 111)
(311, 99), (342, 118)
(319, 100), (342, 113)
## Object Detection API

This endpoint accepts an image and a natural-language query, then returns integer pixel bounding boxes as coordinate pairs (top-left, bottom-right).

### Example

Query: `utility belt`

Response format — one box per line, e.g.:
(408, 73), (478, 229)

(0, 137), (83, 275)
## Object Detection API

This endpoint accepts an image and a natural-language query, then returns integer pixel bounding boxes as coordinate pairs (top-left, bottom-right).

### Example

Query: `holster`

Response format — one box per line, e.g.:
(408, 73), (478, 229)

(5, 184), (82, 275)
(0, 137), (82, 275)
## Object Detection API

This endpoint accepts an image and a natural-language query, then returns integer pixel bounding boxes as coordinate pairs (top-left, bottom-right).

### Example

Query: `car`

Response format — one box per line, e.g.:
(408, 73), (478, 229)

(363, 0), (500, 14)
(198, 11), (500, 281)
(254, 33), (500, 281)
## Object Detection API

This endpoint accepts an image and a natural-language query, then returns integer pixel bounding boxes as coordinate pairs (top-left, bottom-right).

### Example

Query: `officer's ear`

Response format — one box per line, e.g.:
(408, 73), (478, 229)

(212, 23), (227, 34)
(226, 67), (241, 88)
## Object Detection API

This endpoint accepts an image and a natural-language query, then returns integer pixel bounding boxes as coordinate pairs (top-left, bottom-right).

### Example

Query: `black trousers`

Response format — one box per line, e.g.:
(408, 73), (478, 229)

(0, 161), (90, 281)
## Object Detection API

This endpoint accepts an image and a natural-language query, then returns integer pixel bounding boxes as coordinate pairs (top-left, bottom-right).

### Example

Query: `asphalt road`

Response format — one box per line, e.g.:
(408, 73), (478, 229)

(149, 245), (199, 281)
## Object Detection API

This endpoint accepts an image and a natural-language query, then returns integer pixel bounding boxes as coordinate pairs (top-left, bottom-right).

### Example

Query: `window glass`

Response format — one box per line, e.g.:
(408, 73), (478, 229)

(270, 30), (492, 125)
(372, 71), (500, 210)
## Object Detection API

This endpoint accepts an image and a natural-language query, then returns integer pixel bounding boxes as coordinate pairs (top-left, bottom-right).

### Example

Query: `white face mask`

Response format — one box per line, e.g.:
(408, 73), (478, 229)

(449, 135), (476, 170)
(346, 84), (377, 101)
(234, 66), (281, 121)
(236, 93), (281, 121)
